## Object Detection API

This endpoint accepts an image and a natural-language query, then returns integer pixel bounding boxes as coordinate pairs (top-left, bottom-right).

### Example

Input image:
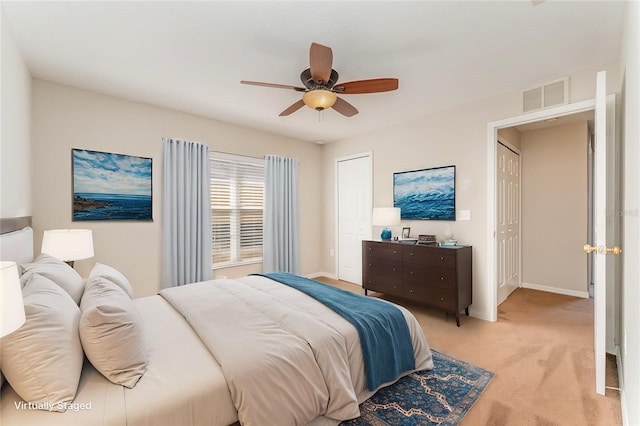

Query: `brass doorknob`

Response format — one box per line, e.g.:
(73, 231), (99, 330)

(583, 244), (598, 254)
(583, 244), (622, 255)
(606, 246), (622, 255)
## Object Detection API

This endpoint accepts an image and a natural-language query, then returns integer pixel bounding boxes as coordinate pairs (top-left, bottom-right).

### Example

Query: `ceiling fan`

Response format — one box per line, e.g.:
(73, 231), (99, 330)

(241, 42), (399, 117)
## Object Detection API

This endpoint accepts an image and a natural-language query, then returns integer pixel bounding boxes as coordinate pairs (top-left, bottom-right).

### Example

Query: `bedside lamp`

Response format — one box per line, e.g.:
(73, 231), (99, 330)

(1, 261), (25, 337)
(372, 207), (401, 241)
(41, 229), (94, 267)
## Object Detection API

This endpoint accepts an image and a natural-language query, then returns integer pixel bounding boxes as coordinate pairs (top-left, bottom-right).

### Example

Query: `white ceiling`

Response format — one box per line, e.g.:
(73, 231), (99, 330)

(2, 1), (625, 143)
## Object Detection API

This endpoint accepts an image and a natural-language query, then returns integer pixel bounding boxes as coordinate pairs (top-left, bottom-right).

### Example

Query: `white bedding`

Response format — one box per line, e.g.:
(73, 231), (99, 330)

(1, 275), (432, 426)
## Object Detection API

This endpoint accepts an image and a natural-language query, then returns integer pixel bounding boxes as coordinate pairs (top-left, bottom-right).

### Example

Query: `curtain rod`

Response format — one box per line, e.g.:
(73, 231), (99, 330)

(211, 150), (265, 160)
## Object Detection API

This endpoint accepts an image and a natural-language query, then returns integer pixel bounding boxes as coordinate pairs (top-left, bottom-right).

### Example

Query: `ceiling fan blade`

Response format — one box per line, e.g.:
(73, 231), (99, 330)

(332, 97), (358, 117)
(334, 78), (399, 94)
(241, 80), (305, 92)
(279, 99), (306, 116)
(309, 43), (333, 85)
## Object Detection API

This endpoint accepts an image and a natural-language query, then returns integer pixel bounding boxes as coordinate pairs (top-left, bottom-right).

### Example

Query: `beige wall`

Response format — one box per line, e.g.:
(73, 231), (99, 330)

(31, 80), (323, 297)
(497, 127), (521, 150)
(321, 61), (619, 321)
(1, 8), (31, 218)
(520, 122), (589, 296)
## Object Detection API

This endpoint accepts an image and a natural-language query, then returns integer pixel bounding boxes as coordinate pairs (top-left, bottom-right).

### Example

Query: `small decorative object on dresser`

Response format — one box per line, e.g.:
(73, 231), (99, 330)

(362, 240), (472, 326)
(418, 234), (437, 245)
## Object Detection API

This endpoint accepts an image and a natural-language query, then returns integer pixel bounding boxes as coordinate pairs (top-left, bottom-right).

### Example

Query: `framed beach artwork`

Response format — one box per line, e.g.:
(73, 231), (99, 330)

(72, 149), (152, 221)
(393, 165), (456, 221)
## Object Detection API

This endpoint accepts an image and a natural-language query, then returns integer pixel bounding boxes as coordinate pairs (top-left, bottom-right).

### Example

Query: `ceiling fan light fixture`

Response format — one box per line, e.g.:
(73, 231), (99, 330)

(303, 89), (337, 111)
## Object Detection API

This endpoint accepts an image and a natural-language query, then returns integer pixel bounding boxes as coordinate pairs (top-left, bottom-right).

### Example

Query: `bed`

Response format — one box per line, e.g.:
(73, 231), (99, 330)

(0, 218), (433, 426)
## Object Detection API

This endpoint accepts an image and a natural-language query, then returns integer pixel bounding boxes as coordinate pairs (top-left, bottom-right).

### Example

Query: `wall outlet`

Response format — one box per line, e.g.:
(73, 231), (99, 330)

(329, 249), (334, 257)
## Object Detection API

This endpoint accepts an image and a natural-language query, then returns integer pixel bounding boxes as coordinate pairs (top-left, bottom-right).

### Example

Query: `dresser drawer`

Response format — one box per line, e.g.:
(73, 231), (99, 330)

(363, 274), (402, 296)
(403, 247), (456, 268)
(364, 241), (402, 260)
(406, 285), (456, 311)
(403, 264), (456, 288)
(364, 257), (402, 279)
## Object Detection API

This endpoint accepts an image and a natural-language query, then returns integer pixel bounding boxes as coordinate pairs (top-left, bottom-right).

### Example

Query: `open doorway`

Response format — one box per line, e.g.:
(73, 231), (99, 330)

(497, 110), (595, 306)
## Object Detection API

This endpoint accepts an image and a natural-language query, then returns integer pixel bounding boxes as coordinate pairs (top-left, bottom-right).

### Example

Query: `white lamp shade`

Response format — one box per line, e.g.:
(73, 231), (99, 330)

(372, 207), (401, 226)
(41, 229), (94, 262)
(1, 261), (26, 337)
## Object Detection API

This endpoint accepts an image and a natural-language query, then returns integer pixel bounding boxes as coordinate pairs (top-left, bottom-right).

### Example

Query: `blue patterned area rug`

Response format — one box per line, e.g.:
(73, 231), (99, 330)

(341, 349), (494, 426)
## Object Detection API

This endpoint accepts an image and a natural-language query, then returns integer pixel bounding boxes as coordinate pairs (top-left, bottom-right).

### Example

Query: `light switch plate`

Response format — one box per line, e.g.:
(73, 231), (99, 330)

(458, 210), (471, 221)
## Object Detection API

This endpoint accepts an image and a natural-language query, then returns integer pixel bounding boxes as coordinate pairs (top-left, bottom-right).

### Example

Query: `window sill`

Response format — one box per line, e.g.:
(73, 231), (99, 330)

(213, 259), (262, 270)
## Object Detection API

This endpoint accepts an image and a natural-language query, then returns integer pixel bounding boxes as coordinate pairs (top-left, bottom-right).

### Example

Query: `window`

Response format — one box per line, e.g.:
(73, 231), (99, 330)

(210, 153), (264, 269)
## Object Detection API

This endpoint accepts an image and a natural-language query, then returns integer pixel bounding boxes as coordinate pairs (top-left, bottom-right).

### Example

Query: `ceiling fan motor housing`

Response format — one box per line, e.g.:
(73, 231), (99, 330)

(300, 68), (339, 90)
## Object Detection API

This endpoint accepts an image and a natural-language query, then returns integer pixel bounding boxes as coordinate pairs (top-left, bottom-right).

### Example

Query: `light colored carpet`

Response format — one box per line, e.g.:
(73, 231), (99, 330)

(315, 277), (622, 426)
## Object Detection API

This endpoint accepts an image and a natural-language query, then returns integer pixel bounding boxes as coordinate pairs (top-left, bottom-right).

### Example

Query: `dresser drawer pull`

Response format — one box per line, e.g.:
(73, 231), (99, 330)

(409, 289), (414, 293)
(440, 297), (444, 301)
(410, 252), (414, 256)
(393, 250), (397, 254)
(440, 276), (444, 280)
(440, 257), (444, 260)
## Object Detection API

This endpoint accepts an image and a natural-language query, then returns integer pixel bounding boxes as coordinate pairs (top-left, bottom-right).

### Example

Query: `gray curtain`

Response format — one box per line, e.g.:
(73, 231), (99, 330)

(162, 138), (212, 288)
(263, 155), (300, 274)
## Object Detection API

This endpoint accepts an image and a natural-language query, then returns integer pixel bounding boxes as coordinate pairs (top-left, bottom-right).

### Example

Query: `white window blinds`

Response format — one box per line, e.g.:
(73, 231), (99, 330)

(210, 153), (264, 268)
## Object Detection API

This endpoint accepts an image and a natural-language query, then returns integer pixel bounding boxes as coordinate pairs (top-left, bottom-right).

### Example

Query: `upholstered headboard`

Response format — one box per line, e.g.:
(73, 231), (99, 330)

(0, 216), (34, 264)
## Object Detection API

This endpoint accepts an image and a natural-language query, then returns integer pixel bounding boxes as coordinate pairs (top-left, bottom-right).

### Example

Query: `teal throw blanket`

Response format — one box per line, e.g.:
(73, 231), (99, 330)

(259, 272), (415, 391)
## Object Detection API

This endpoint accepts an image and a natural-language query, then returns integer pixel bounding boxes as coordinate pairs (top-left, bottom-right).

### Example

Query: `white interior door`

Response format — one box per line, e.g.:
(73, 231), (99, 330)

(497, 142), (521, 305)
(590, 70), (620, 395)
(337, 154), (372, 285)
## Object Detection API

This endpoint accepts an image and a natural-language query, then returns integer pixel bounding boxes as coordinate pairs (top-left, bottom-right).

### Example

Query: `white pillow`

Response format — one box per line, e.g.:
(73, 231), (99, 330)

(21, 253), (84, 304)
(80, 276), (146, 388)
(88, 263), (134, 299)
(1, 274), (83, 412)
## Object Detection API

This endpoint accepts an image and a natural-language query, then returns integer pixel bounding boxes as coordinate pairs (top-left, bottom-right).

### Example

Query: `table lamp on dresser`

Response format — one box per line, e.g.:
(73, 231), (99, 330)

(372, 207), (401, 241)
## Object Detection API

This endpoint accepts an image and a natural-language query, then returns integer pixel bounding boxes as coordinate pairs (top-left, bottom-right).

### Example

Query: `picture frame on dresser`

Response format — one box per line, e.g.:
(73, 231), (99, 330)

(402, 227), (411, 239)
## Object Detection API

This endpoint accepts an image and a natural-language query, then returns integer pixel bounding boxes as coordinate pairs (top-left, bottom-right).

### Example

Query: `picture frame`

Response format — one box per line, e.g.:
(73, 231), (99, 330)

(393, 165), (456, 221)
(72, 149), (152, 221)
(402, 227), (411, 239)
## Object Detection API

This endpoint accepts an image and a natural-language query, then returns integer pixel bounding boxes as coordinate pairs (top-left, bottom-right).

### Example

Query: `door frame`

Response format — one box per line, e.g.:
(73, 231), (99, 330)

(485, 99), (596, 322)
(334, 151), (373, 281)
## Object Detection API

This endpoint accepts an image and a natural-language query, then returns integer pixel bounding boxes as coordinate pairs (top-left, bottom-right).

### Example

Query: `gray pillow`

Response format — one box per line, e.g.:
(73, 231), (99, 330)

(21, 253), (84, 304)
(1, 274), (83, 412)
(79, 275), (146, 388)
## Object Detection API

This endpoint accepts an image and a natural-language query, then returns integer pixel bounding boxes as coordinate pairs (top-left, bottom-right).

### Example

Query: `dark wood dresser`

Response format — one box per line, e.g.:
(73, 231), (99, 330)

(362, 240), (472, 326)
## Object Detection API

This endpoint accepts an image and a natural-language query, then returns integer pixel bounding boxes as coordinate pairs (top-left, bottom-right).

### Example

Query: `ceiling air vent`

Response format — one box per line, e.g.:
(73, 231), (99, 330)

(523, 77), (568, 112)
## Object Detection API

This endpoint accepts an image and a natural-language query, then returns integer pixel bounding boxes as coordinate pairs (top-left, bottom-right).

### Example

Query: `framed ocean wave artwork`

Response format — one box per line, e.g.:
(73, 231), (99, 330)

(72, 149), (152, 221)
(393, 165), (455, 221)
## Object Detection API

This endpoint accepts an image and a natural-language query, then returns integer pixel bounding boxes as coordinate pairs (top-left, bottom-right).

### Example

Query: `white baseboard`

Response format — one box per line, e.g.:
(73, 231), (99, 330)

(616, 346), (629, 426)
(521, 282), (589, 299)
(306, 271), (337, 280)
